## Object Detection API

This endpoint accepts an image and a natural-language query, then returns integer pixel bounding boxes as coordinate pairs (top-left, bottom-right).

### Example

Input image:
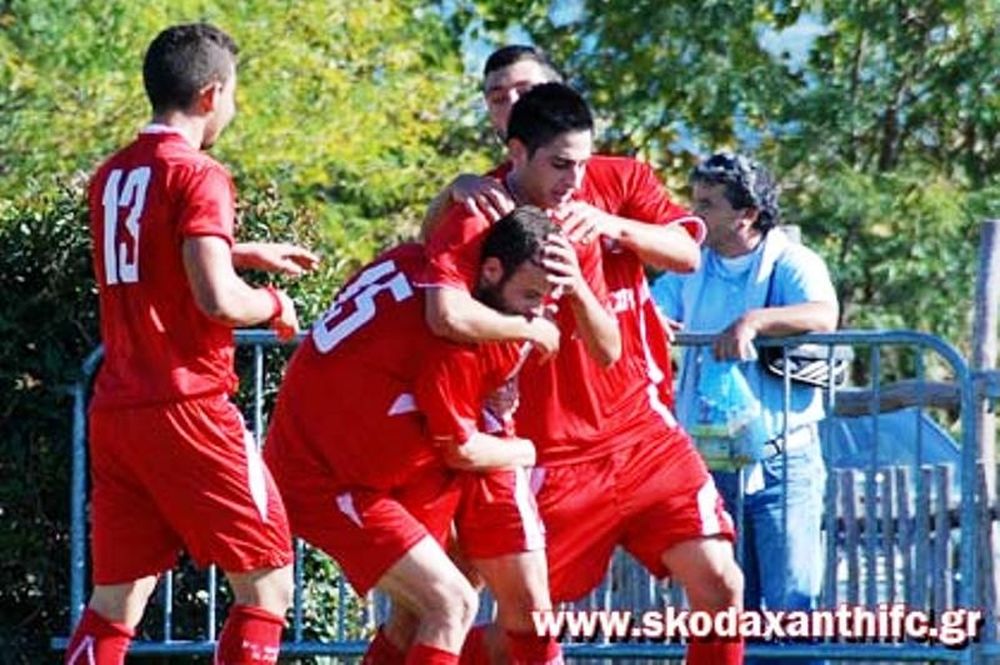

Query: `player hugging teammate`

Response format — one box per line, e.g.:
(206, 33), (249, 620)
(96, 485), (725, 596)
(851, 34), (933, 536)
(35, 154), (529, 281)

(69, 24), (746, 665)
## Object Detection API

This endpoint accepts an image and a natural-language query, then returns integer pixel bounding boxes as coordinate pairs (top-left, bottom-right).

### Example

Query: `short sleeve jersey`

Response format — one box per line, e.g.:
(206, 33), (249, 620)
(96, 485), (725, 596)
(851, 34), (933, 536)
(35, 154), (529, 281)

(590, 156), (704, 420)
(522, 156), (706, 463)
(88, 127), (239, 410)
(278, 243), (522, 489)
(424, 157), (706, 465)
(422, 164), (620, 463)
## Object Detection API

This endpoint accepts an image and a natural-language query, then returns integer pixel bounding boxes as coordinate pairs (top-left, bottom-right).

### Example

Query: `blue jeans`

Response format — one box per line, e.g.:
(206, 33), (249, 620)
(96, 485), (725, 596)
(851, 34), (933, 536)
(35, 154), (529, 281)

(712, 433), (826, 665)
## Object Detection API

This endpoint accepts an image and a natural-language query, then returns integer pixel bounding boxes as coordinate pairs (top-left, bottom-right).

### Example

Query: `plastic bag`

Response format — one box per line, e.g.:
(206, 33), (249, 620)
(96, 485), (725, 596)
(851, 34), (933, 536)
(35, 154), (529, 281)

(688, 358), (769, 471)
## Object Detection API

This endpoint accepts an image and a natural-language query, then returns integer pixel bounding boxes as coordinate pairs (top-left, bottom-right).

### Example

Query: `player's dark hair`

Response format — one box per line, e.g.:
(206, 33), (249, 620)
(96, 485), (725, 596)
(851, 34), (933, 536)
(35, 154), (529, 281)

(483, 45), (563, 85)
(506, 83), (593, 158)
(481, 205), (557, 280)
(143, 23), (239, 114)
(691, 152), (781, 233)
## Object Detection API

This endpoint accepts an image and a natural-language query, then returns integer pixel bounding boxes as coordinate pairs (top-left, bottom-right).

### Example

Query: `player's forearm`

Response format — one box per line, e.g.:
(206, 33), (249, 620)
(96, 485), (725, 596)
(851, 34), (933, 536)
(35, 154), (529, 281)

(183, 237), (280, 328)
(605, 217), (701, 272)
(426, 288), (534, 344)
(443, 433), (536, 471)
(567, 286), (621, 367)
(204, 279), (280, 328)
(231, 243), (262, 269)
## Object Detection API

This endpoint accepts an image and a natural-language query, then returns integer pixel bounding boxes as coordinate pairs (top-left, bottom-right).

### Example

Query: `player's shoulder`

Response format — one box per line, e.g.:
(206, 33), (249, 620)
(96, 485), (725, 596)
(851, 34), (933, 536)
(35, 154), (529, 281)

(437, 198), (492, 237)
(584, 154), (658, 197)
(374, 242), (427, 275)
(98, 133), (230, 185)
(587, 154), (650, 177)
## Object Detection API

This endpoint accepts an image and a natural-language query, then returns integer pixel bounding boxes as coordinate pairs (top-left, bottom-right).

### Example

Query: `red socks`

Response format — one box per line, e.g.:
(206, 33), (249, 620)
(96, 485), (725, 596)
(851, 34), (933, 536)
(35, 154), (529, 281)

(363, 625), (408, 665)
(214, 604), (285, 665)
(64, 608), (133, 665)
(406, 643), (459, 665)
(505, 630), (563, 665)
(686, 638), (744, 665)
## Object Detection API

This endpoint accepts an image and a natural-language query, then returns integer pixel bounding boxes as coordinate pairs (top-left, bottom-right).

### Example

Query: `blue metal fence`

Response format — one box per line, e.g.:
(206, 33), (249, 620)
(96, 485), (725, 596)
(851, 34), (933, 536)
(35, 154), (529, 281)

(53, 329), (997, 662)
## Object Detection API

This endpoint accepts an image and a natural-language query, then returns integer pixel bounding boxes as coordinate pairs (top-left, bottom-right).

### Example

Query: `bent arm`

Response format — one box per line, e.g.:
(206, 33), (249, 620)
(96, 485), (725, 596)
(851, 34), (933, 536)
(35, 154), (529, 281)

(419, 187), (453, 243)
(182, 236), (279, 327)
(425, 286), (535, 343)
(604, 217), (701, 272)
(567, 286), (621, 367)
(743, 301), (839, 336)
(439, 433), (536, 471)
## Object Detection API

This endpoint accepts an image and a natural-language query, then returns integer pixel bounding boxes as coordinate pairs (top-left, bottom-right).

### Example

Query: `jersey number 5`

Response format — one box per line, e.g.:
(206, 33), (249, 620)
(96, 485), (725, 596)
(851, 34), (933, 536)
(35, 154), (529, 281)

(313, 259), (414, 353)
(101, 167), (151, 285)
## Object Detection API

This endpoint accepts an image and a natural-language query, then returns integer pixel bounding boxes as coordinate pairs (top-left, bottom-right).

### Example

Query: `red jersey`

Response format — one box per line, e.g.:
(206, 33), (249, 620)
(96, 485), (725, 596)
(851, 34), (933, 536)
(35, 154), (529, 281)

(421, 164), (616, 459)
(424, 157), (704, 465)
(88, 126), (239, 410)
(271, 244), (521, 490)
(590, 155), (705, 432)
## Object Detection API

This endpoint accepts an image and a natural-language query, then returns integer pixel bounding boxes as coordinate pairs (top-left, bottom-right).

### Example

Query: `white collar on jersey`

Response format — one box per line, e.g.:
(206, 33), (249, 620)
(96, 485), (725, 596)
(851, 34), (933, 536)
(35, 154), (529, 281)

(140, 123), (187, 137)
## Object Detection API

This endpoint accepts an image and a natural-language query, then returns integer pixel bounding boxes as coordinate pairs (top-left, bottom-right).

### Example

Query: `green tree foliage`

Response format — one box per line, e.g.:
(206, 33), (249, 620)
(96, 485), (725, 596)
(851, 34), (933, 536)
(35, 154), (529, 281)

(455, 0), (999, 348)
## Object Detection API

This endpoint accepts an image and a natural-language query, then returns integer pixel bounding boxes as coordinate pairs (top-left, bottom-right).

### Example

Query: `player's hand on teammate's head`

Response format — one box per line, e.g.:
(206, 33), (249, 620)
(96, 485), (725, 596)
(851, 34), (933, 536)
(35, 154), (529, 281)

(550, 201), (606, 244)
(525, 315), (560, 362)
(236, 242), (320, 276)
(541, 233), (584, 296)
(270, 289), (300, 342)
(451, 174), (515, 222)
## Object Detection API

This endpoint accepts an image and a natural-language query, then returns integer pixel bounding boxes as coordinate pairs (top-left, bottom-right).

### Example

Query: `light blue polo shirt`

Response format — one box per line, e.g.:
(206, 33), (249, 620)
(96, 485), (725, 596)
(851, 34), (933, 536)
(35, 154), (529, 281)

(652, 236), (838, 441)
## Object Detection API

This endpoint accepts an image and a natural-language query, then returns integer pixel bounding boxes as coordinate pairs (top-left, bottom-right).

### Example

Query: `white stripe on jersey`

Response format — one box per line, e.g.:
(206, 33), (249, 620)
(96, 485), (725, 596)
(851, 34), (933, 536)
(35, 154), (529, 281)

(335, 492), (364, 528)
(513, 467), (546, 551)
(243, 428), (269, 522)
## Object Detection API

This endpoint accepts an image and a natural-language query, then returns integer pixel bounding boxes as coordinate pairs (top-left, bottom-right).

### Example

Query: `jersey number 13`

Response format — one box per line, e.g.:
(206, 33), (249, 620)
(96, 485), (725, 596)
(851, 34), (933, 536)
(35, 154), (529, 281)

(101, 166), (151, 286)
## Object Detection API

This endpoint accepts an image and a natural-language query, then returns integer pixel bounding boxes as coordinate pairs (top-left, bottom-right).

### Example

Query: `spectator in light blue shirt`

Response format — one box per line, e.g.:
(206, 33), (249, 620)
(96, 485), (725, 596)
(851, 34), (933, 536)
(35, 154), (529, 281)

(652, 152), (838, 665)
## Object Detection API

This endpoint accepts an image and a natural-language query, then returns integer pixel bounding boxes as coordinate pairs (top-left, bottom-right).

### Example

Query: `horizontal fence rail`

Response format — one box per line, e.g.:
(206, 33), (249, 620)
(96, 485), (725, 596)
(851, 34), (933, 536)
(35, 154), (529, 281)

(54, 329), (996, 662)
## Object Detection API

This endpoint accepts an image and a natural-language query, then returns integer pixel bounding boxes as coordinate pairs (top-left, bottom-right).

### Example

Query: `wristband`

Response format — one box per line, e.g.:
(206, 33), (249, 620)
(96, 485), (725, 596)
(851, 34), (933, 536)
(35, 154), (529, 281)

(263, 285), (283, 323)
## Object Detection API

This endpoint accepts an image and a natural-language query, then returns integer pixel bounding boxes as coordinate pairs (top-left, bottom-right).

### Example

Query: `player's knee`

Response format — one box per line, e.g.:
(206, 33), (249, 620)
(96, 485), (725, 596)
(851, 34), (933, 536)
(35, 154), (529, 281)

(228, 564), (294, 616)
(89, 577), (159, 627)
(692, 558), (744, 612)
(422, 577), (479, 632)
(493, 581), (551, 631)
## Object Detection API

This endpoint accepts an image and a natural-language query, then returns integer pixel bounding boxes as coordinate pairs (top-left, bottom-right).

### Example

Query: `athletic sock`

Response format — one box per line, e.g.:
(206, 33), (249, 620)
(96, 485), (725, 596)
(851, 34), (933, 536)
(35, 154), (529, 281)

(406, 642), (459, 665)
(505, 630), (563, 664)
(363, 625), (408, 665)
(686, 637), (744, 665)
(64, 608), (133, 665)
(214, 604), (285, 664)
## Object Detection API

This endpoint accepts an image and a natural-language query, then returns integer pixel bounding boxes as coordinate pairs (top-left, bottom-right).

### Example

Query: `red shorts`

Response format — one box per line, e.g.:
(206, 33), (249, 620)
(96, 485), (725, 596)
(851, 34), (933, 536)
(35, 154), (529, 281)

(535, 429), (735, 602)
(275, 466), (462, 595)
(455, 468), (545, 560)
(88, 394), (292, 585)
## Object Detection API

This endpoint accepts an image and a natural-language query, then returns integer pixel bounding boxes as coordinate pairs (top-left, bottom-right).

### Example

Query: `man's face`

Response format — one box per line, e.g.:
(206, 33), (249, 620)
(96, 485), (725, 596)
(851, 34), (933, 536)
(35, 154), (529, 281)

(203, 64), (237, 149)
(510, 130), (591, 210)
(476, 257), (551, 318)
(692, 181), (755, 255)
(483, 59), (552, 137)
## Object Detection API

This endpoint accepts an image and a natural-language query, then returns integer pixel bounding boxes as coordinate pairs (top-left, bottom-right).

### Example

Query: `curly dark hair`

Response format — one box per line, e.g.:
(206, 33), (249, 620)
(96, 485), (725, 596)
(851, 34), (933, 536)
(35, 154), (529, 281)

(691, 152), (781, 233)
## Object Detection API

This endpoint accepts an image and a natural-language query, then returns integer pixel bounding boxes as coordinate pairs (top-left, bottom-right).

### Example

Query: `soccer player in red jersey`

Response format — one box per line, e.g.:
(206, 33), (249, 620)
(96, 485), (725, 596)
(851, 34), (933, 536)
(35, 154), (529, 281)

(65, 24), (319, 665)
(423, 82), (745, 665)
(264, 208), (574, 665)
